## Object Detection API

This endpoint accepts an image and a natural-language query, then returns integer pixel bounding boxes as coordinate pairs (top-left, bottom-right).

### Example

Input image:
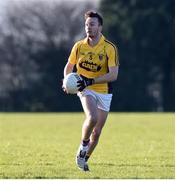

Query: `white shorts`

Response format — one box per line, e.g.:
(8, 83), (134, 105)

(77, 89), (113, 112)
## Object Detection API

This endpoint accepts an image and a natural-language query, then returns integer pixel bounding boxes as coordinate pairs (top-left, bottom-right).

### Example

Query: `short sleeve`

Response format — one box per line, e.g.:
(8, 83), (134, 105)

(68, 43), (79, 65)
(107, 45), (119, 67)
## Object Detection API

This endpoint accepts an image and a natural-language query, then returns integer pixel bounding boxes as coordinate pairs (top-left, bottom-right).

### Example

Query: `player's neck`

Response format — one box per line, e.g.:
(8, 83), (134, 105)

(88, 34), (102, 47)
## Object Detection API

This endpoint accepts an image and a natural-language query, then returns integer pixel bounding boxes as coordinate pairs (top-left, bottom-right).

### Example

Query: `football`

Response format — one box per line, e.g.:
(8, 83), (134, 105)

(63, 73), (82, 94)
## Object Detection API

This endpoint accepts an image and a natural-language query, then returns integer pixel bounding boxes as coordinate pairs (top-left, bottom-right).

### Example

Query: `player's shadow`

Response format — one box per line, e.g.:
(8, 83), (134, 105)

(92, 162), (116, 167)
(92, 162), (156, 168)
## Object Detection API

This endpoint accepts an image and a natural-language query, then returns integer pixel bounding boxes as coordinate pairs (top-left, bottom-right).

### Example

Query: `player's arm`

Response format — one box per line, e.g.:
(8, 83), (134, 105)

(64, 62), (74, 77)
(64, 42), (79, 77)
(77, 66), (118, 91)
(94, 66), (118, 84)
(62, 62), (75, 93)
(95, 43), (119, 83)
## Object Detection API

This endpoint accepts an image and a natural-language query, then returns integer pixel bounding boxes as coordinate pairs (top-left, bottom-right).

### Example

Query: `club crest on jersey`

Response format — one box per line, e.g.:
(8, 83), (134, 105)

(98, 54), (104, 61)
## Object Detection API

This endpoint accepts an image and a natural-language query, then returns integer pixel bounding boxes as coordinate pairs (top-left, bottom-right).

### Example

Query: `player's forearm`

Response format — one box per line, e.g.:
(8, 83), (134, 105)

(64, 62), (74, 77)
(94, 72), (118, 84)
(94, 67), (119, 84)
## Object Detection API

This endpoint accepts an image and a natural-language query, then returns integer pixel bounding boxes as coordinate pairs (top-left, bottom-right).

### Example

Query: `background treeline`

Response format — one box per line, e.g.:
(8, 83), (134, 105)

(0, 0), (174, 112)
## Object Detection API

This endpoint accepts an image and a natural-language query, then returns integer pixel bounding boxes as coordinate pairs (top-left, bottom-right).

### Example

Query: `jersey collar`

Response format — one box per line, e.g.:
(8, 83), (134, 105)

(83, 34), (105, 47)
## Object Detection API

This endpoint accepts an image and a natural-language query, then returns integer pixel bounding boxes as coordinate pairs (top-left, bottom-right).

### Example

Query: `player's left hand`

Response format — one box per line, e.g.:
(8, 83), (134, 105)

(77, 75), (94, 92)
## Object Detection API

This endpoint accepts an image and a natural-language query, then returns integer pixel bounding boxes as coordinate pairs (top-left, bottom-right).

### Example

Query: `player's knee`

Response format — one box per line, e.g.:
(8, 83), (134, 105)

(87, 113), (97, 126)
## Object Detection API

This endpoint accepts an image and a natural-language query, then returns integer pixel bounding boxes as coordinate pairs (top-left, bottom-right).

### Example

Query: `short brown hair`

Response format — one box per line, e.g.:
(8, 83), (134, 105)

(84, 10), (103, 26)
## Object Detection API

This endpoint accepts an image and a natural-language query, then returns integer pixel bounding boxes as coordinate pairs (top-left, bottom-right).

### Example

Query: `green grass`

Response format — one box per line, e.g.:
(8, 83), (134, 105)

(0, 113), (175, 178)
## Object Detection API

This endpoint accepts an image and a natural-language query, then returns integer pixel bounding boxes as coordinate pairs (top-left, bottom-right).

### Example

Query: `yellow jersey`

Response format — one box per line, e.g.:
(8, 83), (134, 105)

(68, 35), (119, 94)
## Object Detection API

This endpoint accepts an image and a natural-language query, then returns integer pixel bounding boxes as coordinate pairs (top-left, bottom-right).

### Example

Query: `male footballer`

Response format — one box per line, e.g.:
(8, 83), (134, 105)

(63, 10), (119, 171)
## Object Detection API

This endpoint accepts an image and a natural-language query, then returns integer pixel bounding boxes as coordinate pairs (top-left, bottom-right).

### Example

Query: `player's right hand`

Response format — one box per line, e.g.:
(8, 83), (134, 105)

(62, 86), (68, 93)
(61, 79), (68, 94)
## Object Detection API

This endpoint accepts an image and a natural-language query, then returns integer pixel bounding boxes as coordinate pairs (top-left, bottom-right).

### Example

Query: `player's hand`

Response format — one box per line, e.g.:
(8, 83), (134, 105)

(62, 79), (68, 94)
(62, 85), (68, 93)
(77, 75), (94, 92)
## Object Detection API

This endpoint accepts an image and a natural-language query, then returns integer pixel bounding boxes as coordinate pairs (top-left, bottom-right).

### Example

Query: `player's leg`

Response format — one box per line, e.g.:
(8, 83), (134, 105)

(81, 95), (98, 141)
(85, 108), (108, 161)
(76, 95), (98, 171)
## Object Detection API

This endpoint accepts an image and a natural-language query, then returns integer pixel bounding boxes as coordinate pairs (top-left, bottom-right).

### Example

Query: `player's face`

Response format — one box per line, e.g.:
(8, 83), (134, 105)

(85, 17), (102, 38)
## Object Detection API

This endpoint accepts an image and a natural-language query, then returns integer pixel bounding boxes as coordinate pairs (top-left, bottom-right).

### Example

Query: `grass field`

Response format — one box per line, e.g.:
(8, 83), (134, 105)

(0, 113), (175, 179)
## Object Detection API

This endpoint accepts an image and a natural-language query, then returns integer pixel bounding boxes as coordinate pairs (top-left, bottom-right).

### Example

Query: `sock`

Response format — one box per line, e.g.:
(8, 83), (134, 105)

(82, 139), (90, 146)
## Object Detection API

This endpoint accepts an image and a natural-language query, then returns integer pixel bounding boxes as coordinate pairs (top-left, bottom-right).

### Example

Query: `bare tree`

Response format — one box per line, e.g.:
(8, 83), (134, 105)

(0, 0), (98, 111)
